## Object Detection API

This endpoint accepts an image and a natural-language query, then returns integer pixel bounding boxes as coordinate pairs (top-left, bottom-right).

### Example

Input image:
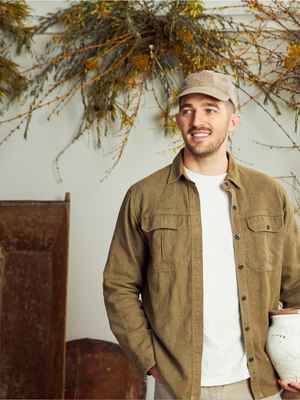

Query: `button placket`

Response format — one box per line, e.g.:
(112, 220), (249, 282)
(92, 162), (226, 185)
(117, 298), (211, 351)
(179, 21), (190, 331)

(226, 184), (256, 384)
(185, 179), (203, 398)
(228, 187), (246, 299)
(228, 188), (256, 383)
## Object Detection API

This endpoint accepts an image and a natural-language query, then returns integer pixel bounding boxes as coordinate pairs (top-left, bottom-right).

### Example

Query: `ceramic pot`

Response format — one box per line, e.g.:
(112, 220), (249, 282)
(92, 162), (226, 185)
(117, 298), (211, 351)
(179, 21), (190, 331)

(266, 308), (300, 383)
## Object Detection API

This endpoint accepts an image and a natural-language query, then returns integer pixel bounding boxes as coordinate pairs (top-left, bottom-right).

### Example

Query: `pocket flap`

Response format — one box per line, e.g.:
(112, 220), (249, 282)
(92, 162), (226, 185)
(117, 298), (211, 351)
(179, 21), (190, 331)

(246, 215), (283, 233)
(141, 214), (182, 232)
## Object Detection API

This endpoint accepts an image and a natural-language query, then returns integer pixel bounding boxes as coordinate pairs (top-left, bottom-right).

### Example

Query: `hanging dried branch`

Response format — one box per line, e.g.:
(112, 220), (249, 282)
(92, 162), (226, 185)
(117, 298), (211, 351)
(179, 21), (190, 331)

(245, 0), (300, 129)
(0, 57), (27, 103)
(0, 0), (31, 104)
(0, 1), (264, 171)
(2, 0), (300, 177)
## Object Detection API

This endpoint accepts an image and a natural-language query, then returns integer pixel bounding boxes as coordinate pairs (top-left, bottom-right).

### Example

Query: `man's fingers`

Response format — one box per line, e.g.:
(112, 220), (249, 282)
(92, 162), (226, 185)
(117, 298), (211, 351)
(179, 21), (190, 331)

(288, 382), (300, 390)
(278, 380), (300, 392)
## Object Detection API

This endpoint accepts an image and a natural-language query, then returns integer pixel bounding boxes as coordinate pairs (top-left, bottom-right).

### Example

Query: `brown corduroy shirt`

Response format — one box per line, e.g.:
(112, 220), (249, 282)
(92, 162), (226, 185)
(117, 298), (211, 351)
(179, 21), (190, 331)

(103, 150), (300, 400)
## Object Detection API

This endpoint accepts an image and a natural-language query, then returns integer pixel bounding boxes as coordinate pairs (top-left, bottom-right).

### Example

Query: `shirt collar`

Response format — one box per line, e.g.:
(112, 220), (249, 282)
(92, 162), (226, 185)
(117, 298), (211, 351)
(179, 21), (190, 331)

(167, 148), (242, 189)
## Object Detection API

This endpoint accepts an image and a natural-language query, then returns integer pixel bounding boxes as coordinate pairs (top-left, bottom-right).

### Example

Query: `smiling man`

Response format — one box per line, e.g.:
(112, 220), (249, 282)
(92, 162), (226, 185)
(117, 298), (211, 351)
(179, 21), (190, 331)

(103, 70), (300, 400)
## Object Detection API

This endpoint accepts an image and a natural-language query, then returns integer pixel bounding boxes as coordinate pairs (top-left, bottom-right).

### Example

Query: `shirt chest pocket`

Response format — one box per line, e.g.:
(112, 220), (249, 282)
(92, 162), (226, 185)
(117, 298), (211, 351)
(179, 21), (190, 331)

(245, 214), (284, 271)
(141, 214), (184, 266)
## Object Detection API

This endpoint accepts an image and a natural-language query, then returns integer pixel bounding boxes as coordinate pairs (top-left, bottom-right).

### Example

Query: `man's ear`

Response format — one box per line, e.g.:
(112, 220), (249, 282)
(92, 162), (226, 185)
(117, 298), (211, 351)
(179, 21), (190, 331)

(228, 114), (240, 138)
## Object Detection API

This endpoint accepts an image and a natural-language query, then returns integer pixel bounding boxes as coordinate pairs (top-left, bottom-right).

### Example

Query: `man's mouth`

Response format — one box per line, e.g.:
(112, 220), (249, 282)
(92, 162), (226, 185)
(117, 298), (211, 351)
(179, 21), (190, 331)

(190, 130), (211, 139)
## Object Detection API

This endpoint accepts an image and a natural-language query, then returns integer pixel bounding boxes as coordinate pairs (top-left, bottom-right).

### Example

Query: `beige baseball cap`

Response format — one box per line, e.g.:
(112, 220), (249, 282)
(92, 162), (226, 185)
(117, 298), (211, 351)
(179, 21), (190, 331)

(178, 70), (239, 112)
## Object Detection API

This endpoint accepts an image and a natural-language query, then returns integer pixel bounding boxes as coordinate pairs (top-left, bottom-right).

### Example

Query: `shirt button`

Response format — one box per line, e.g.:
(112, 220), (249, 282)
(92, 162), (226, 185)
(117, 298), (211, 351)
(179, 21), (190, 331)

(248, 357), (254, 362)
(245, 326), (250, 331)
(238, 264), (244, 270)
(266, 225), (270, 230)
(222, 181), (230, 190)
(232, 205), (237, 210)
(234, 233), (240, 240)
(241, 295), (247, 301)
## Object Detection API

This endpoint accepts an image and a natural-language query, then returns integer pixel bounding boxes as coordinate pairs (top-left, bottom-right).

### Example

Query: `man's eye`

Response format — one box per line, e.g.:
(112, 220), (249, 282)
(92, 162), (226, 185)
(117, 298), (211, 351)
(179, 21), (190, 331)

(181, 109), (193, 115)
(206, 108), (218, 113)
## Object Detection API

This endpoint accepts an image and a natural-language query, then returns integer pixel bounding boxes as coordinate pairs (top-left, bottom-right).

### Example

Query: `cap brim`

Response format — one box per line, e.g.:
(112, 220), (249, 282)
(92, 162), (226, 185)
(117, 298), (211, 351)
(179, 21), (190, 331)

(178, 86), (229, 102)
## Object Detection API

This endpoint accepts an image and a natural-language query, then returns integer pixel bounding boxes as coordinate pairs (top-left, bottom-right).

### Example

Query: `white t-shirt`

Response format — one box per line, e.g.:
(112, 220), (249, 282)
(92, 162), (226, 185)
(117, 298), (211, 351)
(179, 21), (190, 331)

(184, 167), (250, 386)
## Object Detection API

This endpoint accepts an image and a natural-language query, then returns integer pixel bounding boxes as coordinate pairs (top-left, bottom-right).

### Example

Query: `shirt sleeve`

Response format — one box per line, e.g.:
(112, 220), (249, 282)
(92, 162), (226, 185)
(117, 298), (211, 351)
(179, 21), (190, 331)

(103, 187), (156, 373)
(280, 190), (300, 308)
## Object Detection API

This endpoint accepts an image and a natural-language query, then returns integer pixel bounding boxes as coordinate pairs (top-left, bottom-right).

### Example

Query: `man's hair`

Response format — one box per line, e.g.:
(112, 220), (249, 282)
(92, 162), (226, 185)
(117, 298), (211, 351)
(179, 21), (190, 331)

(225, 100), (235, 114)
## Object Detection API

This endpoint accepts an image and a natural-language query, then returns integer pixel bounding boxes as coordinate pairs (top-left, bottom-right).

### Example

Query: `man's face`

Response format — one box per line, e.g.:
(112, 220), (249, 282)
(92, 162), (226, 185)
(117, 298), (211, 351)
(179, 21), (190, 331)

(176, 93), (239, 158)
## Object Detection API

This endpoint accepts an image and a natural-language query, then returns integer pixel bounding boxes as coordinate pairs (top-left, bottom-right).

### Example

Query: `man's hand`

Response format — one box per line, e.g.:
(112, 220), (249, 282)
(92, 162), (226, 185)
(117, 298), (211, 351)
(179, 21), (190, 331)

(278, 379), (300, 393)
(148, 365), (164, 382)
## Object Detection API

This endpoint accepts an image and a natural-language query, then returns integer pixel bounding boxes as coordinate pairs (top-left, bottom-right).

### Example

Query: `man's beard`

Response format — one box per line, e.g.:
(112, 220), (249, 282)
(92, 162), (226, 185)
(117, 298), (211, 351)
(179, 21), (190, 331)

(184, 131), (228, 158)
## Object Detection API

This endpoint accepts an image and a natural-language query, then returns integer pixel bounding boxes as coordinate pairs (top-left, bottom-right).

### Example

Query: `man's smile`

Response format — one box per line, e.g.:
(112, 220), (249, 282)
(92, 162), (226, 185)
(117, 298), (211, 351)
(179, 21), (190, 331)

(189, 130), (212, 141)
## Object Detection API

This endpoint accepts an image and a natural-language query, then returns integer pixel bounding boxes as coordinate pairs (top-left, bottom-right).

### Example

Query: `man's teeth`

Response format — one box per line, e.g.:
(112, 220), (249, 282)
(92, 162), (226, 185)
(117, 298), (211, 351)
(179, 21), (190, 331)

(192, 132), (210, 136)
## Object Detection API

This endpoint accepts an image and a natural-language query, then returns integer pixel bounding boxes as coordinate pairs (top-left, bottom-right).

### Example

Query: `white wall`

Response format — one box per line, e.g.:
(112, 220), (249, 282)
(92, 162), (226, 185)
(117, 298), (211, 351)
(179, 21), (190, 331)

(1, 1), (300, 398)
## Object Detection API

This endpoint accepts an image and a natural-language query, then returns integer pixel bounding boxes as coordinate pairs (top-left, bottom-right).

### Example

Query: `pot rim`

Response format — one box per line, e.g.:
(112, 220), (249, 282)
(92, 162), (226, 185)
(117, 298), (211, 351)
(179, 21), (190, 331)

(270, 307), (300, 316)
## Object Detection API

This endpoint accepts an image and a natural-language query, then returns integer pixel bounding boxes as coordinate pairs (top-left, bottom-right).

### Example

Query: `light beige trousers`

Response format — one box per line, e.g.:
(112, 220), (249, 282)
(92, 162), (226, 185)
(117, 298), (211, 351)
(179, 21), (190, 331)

(154, 379), (282, 400)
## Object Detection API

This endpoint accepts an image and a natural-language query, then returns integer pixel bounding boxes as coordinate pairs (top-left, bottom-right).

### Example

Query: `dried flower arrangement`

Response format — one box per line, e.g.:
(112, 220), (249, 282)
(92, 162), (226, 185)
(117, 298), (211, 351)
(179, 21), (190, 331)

(1, 0), (300, 179)
(0, 0), (31, 106)
(245, 0), (300, 149)
(0, 0), (273, 178)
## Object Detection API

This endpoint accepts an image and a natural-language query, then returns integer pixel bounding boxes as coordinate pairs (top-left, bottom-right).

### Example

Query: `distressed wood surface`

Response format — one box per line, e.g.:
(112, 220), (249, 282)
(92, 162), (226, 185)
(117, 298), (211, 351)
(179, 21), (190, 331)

(0, 194), (70, 399)
(65, 338), (146, 399)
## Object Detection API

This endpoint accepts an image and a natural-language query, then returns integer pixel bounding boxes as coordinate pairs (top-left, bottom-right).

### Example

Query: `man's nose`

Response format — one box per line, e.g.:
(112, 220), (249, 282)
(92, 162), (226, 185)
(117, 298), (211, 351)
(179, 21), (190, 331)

(192, 109), (206, 127)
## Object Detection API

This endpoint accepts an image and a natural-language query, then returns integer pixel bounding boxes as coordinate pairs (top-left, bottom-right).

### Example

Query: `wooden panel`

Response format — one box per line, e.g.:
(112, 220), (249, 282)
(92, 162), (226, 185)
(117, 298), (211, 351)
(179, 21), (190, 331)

(0, 194), (70, 399)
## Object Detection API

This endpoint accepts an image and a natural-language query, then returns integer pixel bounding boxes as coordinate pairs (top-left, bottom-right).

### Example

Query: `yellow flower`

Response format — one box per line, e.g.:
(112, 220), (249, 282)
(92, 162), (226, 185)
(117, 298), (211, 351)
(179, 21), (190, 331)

(91, 3), (111, 18)
(190, 56), (205, 70)
(52, 34), (63, 45)
(131, 54), (151, 72)
(127, 77), (137, 88)
(181, 0), (204, 19)
(284, 43), (300, 70)
(84, 57), (101, 71)
(121, 112), (134, 129)
(177, 29), (194, 42)
(165, 117), (179, 135)
(173, 45), (183, 55)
